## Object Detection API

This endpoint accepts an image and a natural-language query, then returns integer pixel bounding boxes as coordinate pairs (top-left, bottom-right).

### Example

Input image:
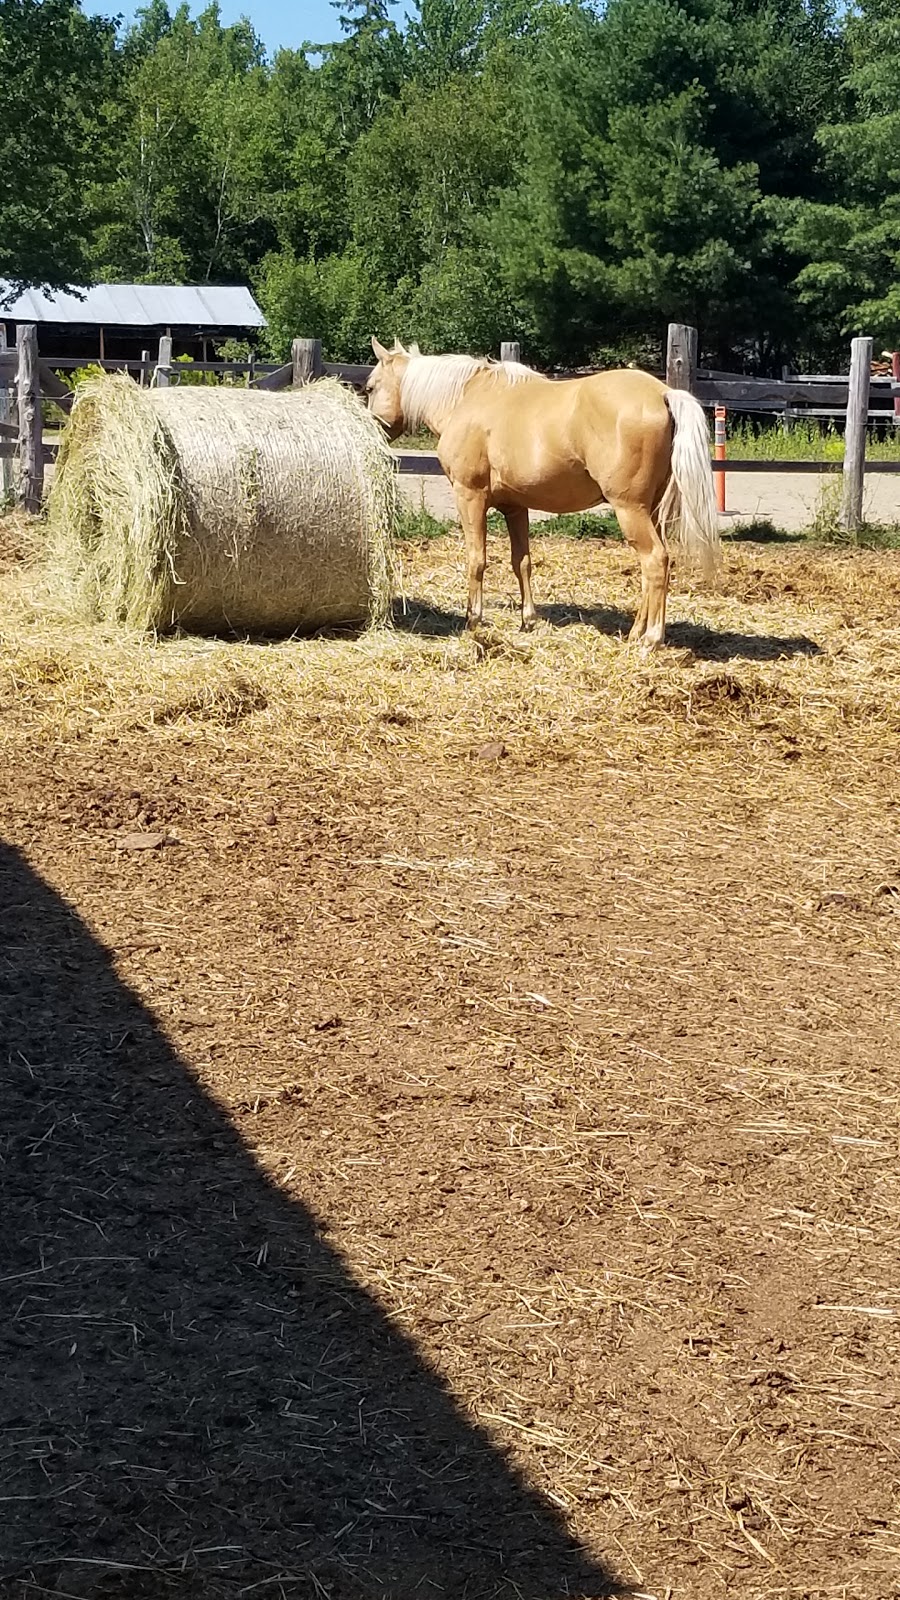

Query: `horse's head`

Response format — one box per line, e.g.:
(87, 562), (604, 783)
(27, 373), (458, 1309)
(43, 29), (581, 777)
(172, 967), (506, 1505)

(366, 337), (419, 439)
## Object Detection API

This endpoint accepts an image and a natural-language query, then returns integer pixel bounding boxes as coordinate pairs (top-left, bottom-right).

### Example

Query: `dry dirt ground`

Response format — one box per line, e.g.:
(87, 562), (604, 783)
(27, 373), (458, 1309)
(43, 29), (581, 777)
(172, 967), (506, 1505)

(1, 519), (899, 1600)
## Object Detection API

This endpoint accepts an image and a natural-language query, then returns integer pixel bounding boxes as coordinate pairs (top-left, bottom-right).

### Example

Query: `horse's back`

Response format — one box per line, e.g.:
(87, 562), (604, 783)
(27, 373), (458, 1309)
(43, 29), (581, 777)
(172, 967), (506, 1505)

(438, 366), (673, 512)
(449, 365), (670, 439)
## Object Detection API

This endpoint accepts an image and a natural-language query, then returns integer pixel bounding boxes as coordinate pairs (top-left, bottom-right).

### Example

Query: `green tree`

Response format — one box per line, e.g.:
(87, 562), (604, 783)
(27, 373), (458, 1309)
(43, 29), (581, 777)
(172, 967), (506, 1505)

(92, 3), (271, 283)
(319, 0), (408, 141)
(407, 0), (488, 82)
(789, 0), (900, 347)
(346, 72), (522, 349)
(256, 49), (349, 259)
(490, 0), (844, 364)
(256, 246), (389, 359)
(0, 0), (118, 290)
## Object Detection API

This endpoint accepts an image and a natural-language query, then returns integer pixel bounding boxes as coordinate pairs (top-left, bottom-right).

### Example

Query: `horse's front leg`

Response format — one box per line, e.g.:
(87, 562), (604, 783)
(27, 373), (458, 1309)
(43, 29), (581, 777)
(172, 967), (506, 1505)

(454, 485), (490, 629)
(501, 505), (537, 631)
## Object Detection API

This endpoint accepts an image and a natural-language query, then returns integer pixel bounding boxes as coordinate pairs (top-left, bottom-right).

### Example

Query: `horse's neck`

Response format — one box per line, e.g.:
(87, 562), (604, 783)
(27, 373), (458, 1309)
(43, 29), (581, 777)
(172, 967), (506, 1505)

(399, 355), (482, 436)
(402, 354), (540, 435)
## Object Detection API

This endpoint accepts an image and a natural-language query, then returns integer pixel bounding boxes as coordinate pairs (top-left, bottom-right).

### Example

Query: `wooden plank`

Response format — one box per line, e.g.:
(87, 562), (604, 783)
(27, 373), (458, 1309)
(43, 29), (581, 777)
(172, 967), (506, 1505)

(500, 341), (521, 364)
(774, 405), (893, 418)
(841, 336), (873, 531)
(710, 459), (900, 473)
(794, 371), (893, 385)
(697, 366), (754, 382)
(323, 361), (373, 388)
(389, 452), (900, 477)
(5, 440), (897, 474)
(666, 324), (697, 391)
(137, 359), (278, 374)
(140, 349), (150, 388)
(700, 367), (892, 387)
(17, 325), (42, 511)
(695, 378), (854, 406)
(155, 334), (172, 388)
(42, 356), (282, 374)
(292, 338), (324, 385)
(252, 362), (293, 391)
(38, 362), (73, 413)
(710, 460), (841, 474)
(393, 452), (445, 476)
(1, 440), (66, 461)
(0, 324), (11, 502)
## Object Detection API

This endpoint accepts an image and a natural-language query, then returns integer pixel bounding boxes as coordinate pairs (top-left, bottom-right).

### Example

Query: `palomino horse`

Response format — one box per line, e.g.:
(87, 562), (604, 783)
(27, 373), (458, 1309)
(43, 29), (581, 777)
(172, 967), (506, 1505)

(366, 338), (720, 646)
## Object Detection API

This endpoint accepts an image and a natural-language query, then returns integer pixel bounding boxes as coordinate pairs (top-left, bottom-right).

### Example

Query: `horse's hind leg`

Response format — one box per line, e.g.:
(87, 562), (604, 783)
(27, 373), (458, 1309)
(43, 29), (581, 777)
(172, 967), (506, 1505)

(501, 505), (537, 631)
(613, 502), (670, 646)
(453, 484), (490, 628)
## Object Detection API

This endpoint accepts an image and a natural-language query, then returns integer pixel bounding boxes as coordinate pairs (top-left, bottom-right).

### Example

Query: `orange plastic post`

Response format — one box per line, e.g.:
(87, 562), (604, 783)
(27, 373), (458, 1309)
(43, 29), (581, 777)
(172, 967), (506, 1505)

(714, 404), (726, 513)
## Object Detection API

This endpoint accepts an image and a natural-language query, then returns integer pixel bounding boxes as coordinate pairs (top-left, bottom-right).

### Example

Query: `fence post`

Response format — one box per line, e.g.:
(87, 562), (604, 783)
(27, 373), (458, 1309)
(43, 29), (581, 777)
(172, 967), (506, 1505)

(500, 341), (521, 364)
(840, 336), (872, 533)
(666, 323), (697, 392)
(156, 334), (172, 388)
(139, 348), (150, 388)
(17, 324), (42, 514)
(891, 349), (900, 429)
(0, 325), (12, 504)
(292, 338), (323, 385)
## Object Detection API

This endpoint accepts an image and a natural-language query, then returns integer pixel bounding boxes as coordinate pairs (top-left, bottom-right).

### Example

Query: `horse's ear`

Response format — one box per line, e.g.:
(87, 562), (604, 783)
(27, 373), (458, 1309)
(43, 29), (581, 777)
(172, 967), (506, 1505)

(371, 336), (390, 362)
(407, 342), (421, 357)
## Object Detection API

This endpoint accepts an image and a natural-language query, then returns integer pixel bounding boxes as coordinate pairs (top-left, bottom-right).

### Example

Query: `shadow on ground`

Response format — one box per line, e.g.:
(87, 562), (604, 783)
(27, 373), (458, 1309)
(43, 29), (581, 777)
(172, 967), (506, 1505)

(721, 520), (808, 544)
(0, 841), (616, 1599)
(394, 598), (820, 662)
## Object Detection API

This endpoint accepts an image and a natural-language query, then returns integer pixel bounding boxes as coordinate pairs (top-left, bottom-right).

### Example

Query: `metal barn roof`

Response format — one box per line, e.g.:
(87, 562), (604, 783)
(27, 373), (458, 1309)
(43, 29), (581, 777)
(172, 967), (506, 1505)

(0, 282), (266, 328)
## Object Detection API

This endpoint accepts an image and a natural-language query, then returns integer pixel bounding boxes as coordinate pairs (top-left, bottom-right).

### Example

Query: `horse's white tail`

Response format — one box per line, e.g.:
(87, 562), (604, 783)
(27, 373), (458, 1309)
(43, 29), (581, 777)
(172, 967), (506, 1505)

(658, 388), (721, 581)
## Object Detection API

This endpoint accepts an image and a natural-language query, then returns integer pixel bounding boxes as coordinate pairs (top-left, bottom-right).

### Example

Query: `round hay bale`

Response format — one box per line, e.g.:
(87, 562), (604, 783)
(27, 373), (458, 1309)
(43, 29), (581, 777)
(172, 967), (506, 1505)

(47, 374), (396, 634)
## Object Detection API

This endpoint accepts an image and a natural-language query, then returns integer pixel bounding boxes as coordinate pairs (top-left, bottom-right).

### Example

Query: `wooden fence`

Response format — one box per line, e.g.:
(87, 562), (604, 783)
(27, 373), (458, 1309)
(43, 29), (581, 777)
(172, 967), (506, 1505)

(3, 323), (899, 532)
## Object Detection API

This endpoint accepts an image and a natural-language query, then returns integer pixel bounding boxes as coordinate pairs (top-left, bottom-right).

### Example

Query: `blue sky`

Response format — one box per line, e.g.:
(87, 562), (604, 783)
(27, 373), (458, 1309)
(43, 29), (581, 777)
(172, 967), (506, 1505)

(83, 0), (408, 53)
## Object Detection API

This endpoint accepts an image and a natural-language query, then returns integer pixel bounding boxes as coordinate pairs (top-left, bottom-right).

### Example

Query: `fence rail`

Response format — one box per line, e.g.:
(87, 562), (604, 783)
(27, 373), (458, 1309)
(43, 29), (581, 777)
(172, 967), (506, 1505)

(2, 326), (898, 533)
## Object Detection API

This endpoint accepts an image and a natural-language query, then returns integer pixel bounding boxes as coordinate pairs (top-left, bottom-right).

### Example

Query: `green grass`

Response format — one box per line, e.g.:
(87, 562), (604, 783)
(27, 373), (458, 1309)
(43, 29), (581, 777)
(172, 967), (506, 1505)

(824, 523), (900, 548)
(726, 417), (900, 462)
(722, 518), (805, 543)
(393, 427), (438, 452)
(395, 498), (900, 552)
(395, 504), (621, 543)
(533, 511), (621, 539)
(395, 504), (451, 542)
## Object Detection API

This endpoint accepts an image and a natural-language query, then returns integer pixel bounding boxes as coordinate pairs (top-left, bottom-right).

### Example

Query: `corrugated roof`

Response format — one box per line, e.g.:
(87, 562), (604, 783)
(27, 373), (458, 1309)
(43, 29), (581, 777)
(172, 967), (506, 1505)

(0, 282), (266, 328)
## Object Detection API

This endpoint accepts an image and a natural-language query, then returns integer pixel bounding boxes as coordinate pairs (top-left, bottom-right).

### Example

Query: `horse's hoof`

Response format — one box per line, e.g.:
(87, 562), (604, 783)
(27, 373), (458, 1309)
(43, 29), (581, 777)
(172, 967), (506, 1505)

(520, 614), (538, 634)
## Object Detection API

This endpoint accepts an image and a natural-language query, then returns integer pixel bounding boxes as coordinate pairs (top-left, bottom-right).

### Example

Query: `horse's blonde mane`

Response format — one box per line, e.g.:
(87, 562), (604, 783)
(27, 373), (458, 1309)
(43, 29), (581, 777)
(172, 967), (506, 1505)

(398, 349), (538, 430)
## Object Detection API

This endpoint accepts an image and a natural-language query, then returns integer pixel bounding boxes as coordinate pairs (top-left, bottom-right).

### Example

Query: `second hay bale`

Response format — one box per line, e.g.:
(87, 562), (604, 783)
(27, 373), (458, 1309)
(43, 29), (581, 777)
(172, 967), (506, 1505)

(48, 375), (396, 634)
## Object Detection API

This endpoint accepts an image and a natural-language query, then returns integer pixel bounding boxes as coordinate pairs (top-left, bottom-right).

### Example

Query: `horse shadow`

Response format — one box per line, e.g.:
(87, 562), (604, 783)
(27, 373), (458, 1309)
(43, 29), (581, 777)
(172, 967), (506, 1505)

(0, 840), (616, 1600)
(393, 598), (820, 662)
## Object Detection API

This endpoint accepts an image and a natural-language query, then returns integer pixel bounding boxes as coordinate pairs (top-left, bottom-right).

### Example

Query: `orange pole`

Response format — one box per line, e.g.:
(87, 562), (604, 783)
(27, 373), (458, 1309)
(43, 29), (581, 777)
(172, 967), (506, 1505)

(714, 404), (726, 513)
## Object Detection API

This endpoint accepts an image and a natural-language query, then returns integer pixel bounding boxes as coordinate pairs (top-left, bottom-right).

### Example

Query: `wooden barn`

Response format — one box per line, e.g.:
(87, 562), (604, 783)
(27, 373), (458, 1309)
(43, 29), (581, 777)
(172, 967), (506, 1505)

(0, 282), (267, 363)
